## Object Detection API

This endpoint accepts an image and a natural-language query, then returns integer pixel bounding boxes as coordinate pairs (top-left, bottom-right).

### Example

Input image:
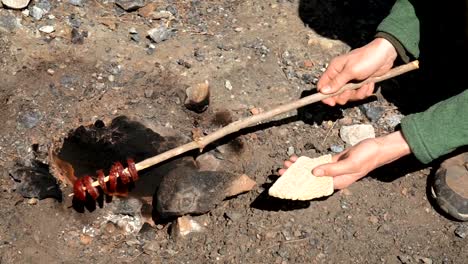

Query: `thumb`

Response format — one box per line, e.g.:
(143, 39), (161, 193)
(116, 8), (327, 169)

(324, 69), (354, 94)
(312, 159), (354, 177)
(317, 57), (354, 94)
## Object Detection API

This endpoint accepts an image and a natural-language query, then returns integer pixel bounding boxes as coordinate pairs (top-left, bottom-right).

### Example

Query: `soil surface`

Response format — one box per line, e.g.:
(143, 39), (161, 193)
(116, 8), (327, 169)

(1, 0), (467, 263)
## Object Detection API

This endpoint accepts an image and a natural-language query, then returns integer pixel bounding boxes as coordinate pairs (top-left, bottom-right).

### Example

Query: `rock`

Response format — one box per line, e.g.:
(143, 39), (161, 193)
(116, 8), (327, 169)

(397, 255), (414, 264)
(340, 124), (375, 146)
(71, 28), (87, 44)
(68, 13), (81, 28)
(224, 211), (242, 221)
(303, 60), (314, 68)
(79, 234), (93, 245)
(27, 198), (38, 205)
(115, 0), (144, 11)
(2, 0), (30, 9)
(224, 174), (256, 197)
(176, 59), (192, 68)
(147, 24), (174, 43)
(144, 89), (153, 98)
(287, 146), (295, 156)
(130, 33), (140, 43)
(9, 161), (62, 201)
(156, 170), (255, 218)
(385, 114), (404, 128)
(112, 197), (142, 217)
(184, 80), (210, 113)
(414, 256), (433, 264)
(330, 144), (344, 153)
(30, 6), (44, 20)
(147, 43), (155, 54)
(250, 107), (262, 115)
(308, 37), (342, 50)
(359, 104), (385, 122)
(369, 215), (379, 224)
(0, 13), (20, 32)
(138, 2), (157, 18)
(105, 211), (144, 235)
(170, 216), (204, 239)
(68, 0), (83, 6)
(454, 224), (467, 239)
(193, 48), (204, 62)
(35, 0), (50, 12)
(143, 240), (159, 252)
(17, 111), (41, 129)
(21, 9), (29, 16)
(195, 152), (221, 171)
(39, 25), (54, 33)
(225, 80), (233, 91)
(166, 5), (177, 16)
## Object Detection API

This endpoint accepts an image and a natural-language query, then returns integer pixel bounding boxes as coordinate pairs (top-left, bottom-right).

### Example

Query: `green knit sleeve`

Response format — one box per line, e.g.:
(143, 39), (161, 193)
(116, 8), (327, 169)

(376, 0), (420, 59)
(401, 90), (468, 164)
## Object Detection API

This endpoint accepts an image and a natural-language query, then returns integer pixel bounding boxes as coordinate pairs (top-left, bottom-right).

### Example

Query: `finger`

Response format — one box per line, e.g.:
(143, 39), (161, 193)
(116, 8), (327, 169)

(278, 168), (286, 176)
(335, 90), (353, 105)
(333, 173), (362, 190)
(317, 57), (348, 94)
(289, 155), (298, 162)
(353, 84), (372, 100)
(283, 160), (293, 169)
(366, 83), (375, 97)
(321, 97), (337, 107)
(327, 69), (354, 94)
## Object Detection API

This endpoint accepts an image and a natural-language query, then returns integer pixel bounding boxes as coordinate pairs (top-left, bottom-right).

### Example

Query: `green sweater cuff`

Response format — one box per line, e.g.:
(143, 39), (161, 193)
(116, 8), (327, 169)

(376, 0), (420, 59)
(401, 90), (468, 164)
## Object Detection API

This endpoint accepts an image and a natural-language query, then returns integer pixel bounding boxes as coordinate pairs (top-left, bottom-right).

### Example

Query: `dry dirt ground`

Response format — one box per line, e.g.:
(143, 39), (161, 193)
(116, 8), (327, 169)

(0, 0), (467, 263)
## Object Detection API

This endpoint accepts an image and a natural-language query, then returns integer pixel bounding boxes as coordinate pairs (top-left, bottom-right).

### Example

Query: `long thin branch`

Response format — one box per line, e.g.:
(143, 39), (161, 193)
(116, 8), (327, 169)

(136, 60), (419, 170)
(88, 60), (419, 188)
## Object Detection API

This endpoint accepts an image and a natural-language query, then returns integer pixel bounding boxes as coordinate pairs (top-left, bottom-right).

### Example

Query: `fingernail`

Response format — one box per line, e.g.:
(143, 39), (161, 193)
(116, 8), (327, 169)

(314, 169), (324, 176)
(321, 86), (331, 93)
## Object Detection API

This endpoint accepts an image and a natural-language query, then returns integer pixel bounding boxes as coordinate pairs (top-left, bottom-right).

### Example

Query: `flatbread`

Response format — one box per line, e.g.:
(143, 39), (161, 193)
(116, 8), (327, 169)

(268, 155), (334, 200)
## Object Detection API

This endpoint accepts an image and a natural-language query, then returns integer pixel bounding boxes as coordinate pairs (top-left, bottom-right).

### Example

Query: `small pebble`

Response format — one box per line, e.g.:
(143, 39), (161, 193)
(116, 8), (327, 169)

(303, 60), (314, 68)
(39, 25), (55, 33)
(330, 144), (344, 153)
(68, 0), (83, 6)
(225, 80), (233, 91)
(250, 107), (262, 115)
(47, 68), (55, 75)
(287, 146), (295, 156)
(144, 89), (153, 98)
(454, 224), (467, 239)
(79, 234), (93, 245)
(28, 198), (38, 205)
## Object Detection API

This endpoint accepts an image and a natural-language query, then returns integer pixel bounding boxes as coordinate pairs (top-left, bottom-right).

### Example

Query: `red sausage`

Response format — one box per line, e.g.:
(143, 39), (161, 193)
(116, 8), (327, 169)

(83, 176), (99, 200)
(73, 178), (86, 201)
(127, 158), (138, 181)
(114, 162), (130, 185)
(97, 170), (107, 194)
(108, 167), (118, 193)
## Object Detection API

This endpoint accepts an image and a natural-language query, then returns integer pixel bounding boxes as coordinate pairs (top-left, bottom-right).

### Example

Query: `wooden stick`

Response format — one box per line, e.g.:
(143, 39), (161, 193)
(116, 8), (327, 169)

(85, 60), (419, 189)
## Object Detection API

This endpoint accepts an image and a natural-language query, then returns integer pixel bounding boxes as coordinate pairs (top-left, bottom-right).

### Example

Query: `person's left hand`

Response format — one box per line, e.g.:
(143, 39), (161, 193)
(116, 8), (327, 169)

(278, 131), (412, 189)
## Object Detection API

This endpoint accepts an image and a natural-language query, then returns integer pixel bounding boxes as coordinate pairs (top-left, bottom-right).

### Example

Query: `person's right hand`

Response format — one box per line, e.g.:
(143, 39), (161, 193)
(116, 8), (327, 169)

(317, 38), (398, 106)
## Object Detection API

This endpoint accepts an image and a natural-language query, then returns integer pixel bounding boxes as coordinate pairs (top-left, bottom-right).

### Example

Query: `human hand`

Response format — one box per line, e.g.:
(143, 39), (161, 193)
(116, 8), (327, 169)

(317, 38), (398, 106)
(279, 131), (411, 189)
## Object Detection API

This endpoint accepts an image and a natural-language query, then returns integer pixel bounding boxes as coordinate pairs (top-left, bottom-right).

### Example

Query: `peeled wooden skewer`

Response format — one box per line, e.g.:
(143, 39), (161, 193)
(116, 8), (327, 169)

(72, 61), (420, 199)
